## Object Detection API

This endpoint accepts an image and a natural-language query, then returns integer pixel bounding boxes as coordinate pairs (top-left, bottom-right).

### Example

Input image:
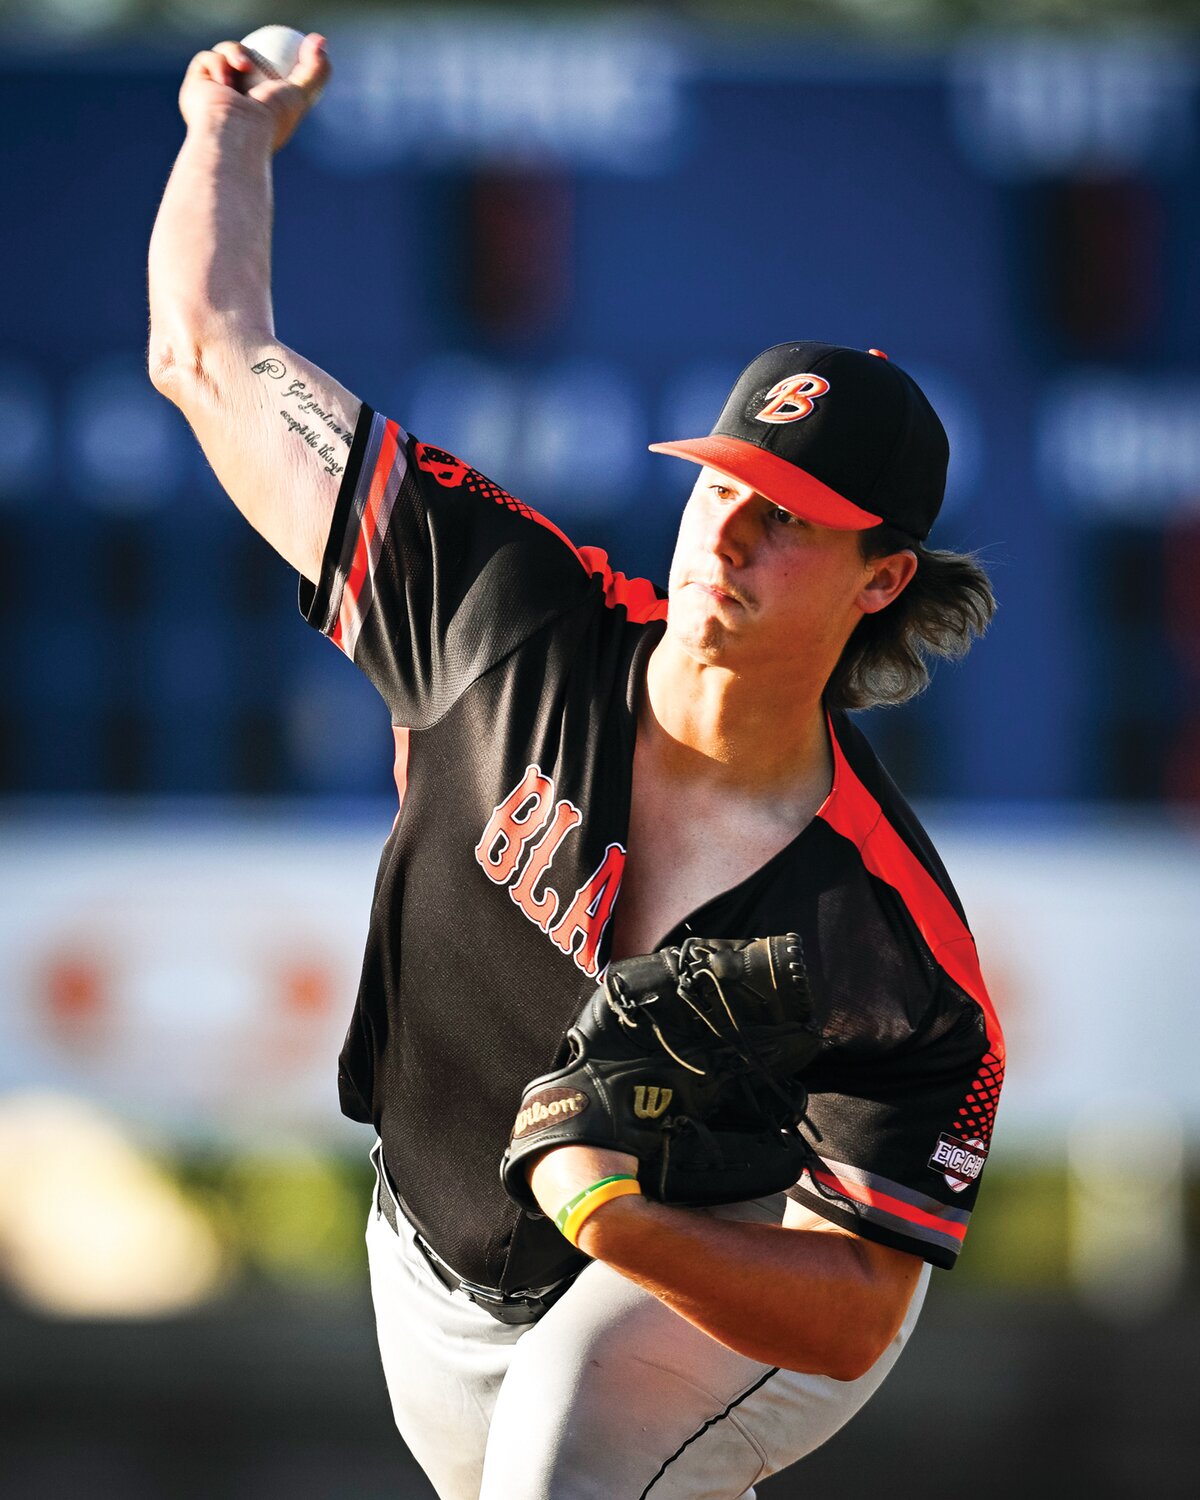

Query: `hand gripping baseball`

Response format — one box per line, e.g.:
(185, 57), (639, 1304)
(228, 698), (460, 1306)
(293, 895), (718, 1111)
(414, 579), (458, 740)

(500, 934), (828, 1212)
(178, 33), (330, 153)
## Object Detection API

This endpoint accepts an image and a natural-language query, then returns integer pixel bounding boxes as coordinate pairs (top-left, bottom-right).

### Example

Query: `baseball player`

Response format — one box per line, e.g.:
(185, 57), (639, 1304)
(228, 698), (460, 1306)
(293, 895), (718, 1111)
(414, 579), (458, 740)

(148, 36), (1003, 1500)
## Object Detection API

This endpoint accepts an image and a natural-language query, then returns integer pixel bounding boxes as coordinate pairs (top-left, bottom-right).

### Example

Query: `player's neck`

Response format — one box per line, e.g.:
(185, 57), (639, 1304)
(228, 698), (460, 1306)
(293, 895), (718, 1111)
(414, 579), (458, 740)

(641, 638), (833, 807)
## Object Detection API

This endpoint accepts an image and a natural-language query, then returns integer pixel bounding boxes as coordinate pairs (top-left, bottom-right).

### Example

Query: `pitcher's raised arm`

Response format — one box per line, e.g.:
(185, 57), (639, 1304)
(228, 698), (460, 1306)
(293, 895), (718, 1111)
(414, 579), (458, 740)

(147, 35), (359, 583)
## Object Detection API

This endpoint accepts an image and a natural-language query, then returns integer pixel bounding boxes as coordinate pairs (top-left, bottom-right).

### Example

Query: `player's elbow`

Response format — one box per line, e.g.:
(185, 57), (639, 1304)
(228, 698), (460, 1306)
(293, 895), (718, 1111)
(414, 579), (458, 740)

(780, 1323), (890, 1382)
(825, 1283), (917, 1381)
(147, 334), (217, 407)
(820, 1330), (889, 1383)
(806, 1237), (923, 1381)
(781, 1281), (911, 1381)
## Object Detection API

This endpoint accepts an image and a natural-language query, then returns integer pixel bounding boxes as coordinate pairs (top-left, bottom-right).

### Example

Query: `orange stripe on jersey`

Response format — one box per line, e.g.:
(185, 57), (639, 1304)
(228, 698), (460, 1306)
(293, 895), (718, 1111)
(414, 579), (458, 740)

(817, 716), (1005, 1068)
(807, 1165), (969, 1243)
(336, 419), (403, 653)
(577, 546), (669, 623)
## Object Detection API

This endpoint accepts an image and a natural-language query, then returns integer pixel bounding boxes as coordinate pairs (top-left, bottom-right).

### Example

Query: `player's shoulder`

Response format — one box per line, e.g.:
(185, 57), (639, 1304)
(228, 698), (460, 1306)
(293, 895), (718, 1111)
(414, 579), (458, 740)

(822, 707), (967, 927)
(376, 412), (669, 618)
(821, 708), (998, 1044)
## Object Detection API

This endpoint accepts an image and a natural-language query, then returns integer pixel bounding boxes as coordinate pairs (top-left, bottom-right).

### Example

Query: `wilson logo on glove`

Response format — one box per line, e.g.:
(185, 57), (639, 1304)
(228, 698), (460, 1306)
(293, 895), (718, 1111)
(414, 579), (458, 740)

(632, 1086), (673, 1119)
(511, 1087), (590, 1140)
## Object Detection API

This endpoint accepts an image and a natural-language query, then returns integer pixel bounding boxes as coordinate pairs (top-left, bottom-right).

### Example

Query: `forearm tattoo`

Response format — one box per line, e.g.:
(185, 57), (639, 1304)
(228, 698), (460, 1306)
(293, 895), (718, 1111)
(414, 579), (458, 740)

(252, 356), (353, 478)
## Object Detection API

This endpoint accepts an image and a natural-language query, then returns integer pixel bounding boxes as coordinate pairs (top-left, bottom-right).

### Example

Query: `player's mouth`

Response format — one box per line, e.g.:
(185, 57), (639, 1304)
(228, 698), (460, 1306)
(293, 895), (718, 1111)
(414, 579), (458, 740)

(687, 578), (750, 609)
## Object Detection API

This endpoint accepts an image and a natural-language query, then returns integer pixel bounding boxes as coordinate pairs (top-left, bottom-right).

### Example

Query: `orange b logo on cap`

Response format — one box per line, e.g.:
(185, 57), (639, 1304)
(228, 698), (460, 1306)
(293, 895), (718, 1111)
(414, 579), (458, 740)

(755, 374), (830, 424)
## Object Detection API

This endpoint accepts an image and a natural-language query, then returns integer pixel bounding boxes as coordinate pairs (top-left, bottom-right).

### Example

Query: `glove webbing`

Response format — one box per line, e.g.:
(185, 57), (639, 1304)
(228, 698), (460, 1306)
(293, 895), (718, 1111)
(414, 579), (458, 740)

(674, 942), (862, 1217)
(677, 940), (807, 1119)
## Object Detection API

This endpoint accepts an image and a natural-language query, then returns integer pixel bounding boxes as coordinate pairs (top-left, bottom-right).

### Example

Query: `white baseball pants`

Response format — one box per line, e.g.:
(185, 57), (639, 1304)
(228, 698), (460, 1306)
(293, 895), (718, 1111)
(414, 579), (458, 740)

(366, 1144), (930, 1500)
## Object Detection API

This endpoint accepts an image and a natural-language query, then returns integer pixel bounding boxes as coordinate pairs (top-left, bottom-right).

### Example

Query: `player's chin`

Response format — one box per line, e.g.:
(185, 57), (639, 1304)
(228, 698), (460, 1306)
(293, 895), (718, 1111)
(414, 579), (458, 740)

(669, 614), (744, 665)
(672, 585), (748, 637)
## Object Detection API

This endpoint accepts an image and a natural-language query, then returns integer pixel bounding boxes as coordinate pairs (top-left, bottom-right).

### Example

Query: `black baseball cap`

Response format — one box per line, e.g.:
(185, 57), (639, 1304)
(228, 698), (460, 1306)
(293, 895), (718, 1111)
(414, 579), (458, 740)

(649, 342), (948, 541)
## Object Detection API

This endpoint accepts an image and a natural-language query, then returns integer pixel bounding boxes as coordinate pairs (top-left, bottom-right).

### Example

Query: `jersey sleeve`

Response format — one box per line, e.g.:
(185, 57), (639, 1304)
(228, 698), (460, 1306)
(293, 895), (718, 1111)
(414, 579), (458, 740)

(298, 405), (602, 728)
(787, 973), (1003, 1270)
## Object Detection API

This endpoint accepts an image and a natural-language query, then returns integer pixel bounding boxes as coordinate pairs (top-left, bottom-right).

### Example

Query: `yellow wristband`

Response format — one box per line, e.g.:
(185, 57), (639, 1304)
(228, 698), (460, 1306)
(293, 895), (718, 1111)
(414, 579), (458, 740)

(556, 1175), (642, 1247)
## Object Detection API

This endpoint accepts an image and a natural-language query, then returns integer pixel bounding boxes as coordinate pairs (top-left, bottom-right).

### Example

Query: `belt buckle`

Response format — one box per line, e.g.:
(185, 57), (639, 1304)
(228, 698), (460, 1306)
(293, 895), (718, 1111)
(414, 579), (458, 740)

(410, 1219), (576, 1326)
(411, 1235), (541, 1321)
(457, 1278), (547, 1324)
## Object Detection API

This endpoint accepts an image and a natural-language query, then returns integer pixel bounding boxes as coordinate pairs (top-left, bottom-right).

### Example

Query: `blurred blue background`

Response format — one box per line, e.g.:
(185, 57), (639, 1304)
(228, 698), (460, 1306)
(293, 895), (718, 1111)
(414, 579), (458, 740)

(1, 2), (1198, 1497)
(5, 9), (1200, 805)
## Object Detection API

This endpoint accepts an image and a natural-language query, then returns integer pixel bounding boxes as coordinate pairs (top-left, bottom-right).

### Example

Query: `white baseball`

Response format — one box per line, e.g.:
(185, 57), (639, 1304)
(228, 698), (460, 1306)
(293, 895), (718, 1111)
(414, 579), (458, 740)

(239, 24), (322, 98)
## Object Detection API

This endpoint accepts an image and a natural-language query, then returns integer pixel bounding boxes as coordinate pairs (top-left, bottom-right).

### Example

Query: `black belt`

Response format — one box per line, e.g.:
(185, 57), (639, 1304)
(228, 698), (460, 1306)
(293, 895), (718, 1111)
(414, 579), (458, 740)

(370, 1141), (578, 1326)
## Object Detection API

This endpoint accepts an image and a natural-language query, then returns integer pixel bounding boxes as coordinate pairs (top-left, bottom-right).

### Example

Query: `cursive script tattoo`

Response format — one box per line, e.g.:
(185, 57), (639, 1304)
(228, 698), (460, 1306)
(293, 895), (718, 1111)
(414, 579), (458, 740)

(281, 377), (354, 447)
(279, 410), (346, 477)
(252, 358), (352, 477)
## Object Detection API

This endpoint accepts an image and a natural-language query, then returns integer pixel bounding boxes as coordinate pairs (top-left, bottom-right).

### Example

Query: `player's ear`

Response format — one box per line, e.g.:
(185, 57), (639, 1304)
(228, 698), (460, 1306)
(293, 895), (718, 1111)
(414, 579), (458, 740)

(857, 549), (917, 616)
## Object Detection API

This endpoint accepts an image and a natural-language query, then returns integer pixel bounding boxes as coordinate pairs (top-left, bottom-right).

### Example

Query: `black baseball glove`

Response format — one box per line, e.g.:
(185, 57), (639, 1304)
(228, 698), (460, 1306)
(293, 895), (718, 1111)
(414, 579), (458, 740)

(500, 934), (830, 1211)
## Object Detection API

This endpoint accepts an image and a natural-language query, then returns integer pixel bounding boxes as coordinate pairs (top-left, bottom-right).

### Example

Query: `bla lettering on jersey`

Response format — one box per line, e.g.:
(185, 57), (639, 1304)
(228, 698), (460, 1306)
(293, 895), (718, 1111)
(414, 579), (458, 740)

(546, 843), (625, 977)
(475, 764), (624, 979)
(474, 764), (555, 885)
(510, 799), (584, 929)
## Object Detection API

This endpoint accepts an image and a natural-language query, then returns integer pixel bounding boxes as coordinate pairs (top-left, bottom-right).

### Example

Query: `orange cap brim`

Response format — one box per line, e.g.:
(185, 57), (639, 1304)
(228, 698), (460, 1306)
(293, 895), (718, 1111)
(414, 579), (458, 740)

(648, 435), (882, 530)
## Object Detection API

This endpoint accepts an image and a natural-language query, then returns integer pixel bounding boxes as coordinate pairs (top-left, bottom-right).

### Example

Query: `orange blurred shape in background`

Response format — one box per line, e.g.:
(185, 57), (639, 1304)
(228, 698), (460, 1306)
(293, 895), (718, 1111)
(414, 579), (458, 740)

(41, 950), (110, 1040)
(278, 958), (333, 1019)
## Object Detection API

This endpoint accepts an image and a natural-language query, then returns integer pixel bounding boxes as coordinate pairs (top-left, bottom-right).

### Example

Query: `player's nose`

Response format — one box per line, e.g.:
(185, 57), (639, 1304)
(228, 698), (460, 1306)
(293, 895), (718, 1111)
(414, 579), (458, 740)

(702, 493), (758, 564)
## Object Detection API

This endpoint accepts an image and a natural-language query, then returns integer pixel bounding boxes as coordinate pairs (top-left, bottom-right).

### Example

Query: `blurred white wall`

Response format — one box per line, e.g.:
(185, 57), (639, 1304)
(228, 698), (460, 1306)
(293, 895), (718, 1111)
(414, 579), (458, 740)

(0, 810), (1197, 1155)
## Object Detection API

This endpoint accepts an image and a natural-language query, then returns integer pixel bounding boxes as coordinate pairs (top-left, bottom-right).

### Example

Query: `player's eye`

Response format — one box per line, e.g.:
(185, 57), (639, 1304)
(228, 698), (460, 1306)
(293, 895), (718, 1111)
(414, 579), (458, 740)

(768, 505), (804, 527)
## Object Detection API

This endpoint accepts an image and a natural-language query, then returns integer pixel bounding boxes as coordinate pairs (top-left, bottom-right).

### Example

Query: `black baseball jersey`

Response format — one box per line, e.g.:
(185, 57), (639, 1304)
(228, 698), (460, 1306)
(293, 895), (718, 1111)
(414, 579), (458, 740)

(300, 405), (1005, 1290)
